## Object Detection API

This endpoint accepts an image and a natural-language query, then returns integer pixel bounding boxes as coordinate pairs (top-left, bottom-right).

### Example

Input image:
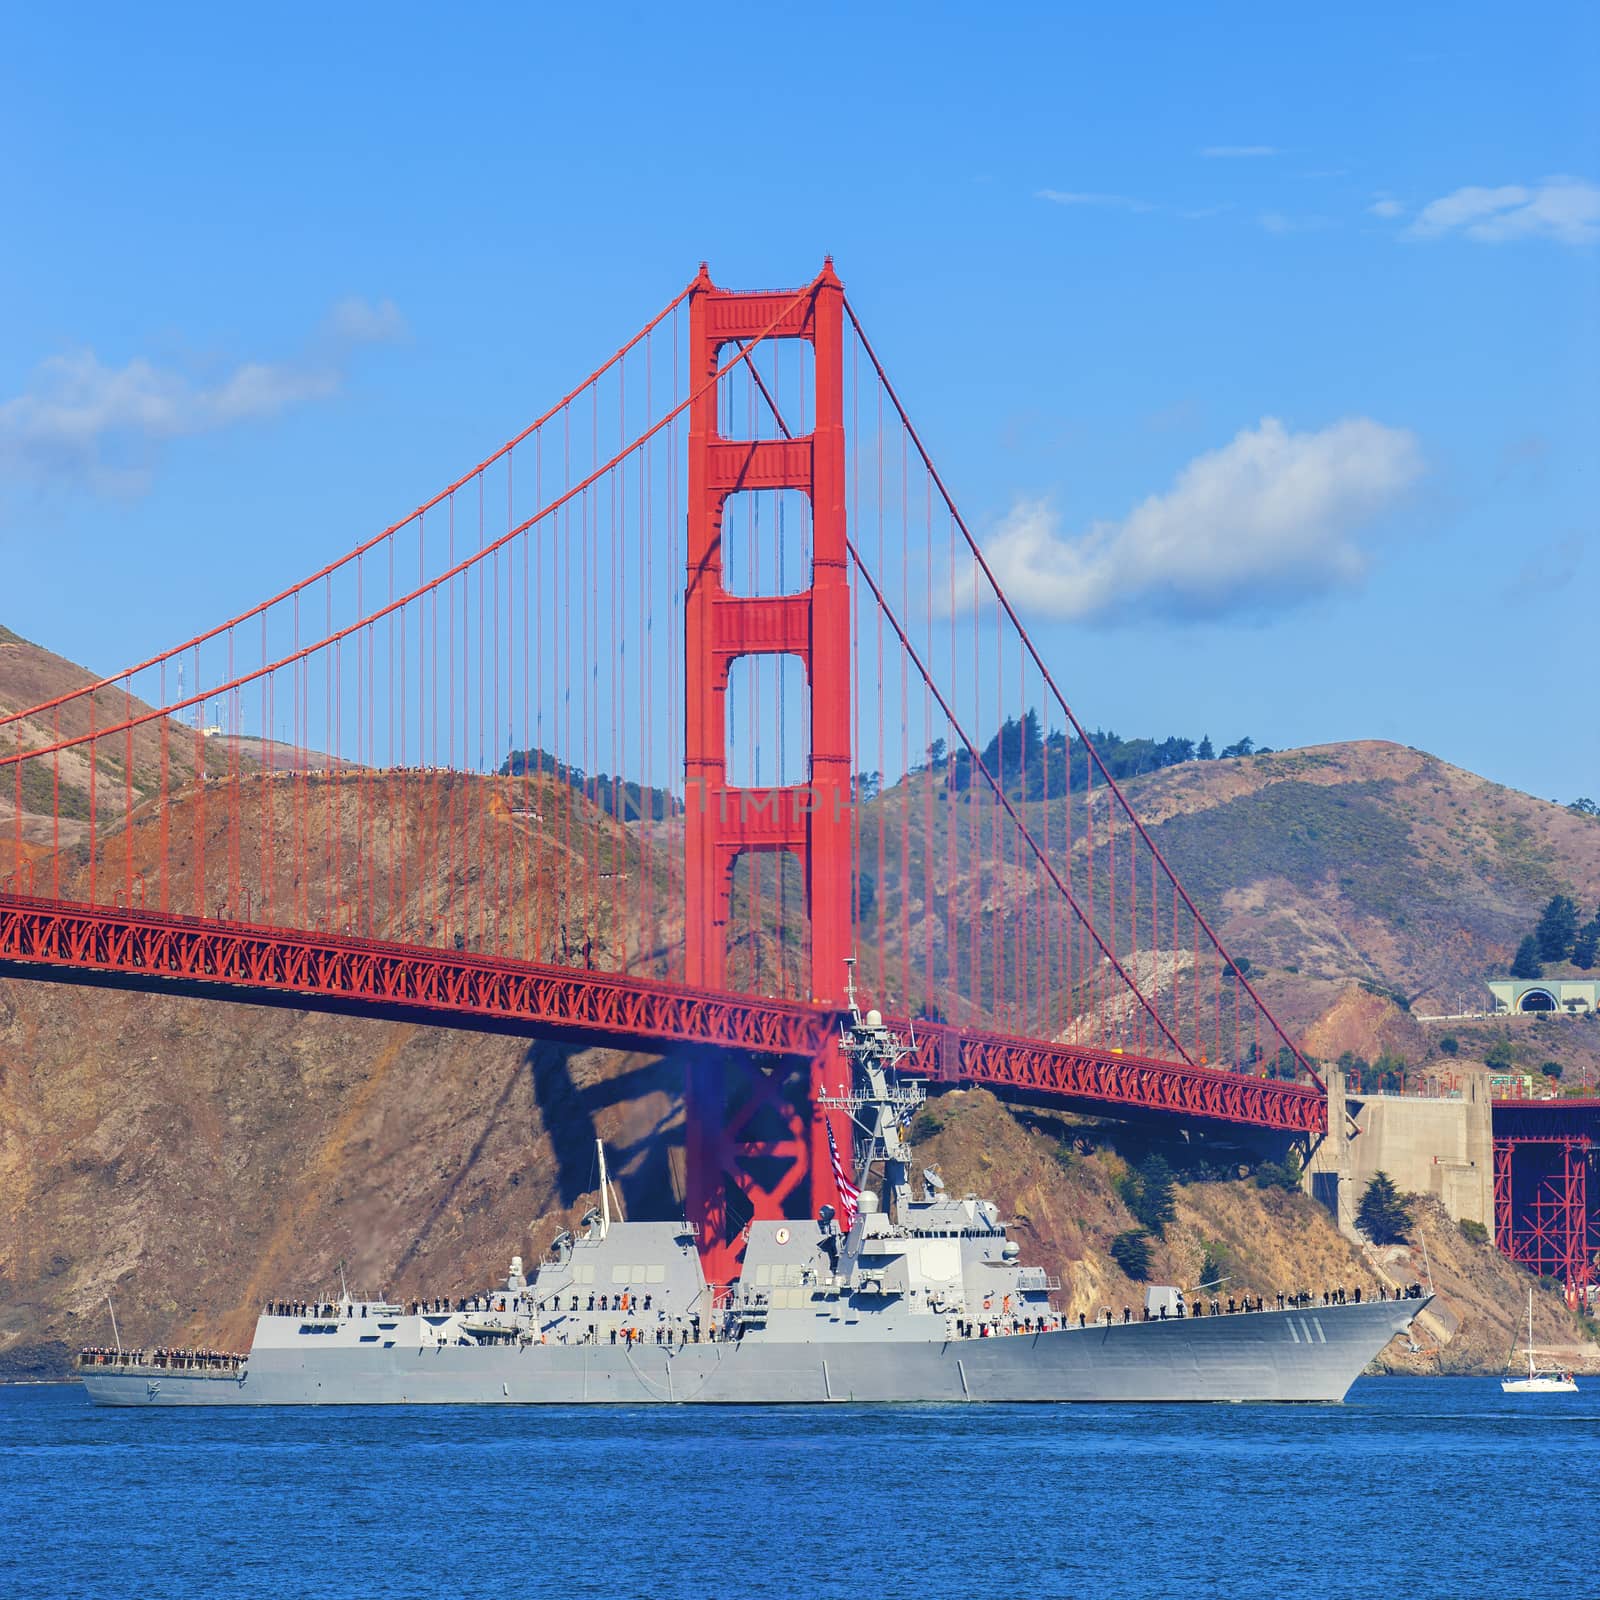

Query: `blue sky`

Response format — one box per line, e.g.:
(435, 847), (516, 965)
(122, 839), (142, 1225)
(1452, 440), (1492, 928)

(2, 2), (1595, 800)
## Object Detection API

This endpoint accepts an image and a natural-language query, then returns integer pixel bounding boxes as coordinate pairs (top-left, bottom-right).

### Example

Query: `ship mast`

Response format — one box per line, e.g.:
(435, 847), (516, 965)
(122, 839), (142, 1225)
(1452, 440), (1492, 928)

(820, 960), (925, 1222)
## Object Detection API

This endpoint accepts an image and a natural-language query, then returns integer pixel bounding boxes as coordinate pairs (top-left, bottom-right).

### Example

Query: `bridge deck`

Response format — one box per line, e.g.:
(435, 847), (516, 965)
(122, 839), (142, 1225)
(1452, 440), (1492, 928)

(0, 892), (1328, 1134)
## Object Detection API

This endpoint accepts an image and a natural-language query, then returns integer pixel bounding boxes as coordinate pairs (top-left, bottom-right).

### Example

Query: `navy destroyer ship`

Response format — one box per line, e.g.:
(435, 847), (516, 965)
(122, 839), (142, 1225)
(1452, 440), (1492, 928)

(81, 980), (1427, 1405)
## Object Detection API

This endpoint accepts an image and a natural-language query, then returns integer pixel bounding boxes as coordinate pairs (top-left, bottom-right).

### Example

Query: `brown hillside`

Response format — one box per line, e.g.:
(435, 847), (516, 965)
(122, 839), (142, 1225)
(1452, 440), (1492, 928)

(1096, 741), (1600, 1016)
(1302, 986), (1429, 1063)
(0, 623), (236, 850)
(858, 739), (1600, 1067)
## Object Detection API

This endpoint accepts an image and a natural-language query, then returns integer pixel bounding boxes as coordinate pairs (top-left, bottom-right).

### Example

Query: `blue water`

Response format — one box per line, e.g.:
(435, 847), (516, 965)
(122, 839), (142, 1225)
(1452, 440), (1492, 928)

(3, 1380), (1593, 1598)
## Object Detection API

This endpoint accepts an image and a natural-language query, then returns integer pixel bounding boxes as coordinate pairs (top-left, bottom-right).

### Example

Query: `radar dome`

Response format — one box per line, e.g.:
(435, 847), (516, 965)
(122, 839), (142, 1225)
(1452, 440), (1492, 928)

(866, 1008), (883, 1028)
(858, 1191), (881, 1215)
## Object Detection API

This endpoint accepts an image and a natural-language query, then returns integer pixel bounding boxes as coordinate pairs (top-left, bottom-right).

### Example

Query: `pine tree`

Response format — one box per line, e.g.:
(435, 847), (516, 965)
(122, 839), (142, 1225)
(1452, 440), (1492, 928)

(1535, 895), (1580, 962)
(1356, 1172), (1413, 1245)
(1120, 1154), (1177, 1236)
(1197, 735), (1214, 760)
(1511, 934), (1543, 980)
(1110, 1230), (1151, 1281)
(1573, 918), (1600, 971)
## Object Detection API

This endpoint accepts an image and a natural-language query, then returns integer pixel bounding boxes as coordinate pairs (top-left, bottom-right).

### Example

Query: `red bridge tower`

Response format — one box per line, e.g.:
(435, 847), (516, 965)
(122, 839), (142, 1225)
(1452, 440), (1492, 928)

(683, 263), (853, 1282)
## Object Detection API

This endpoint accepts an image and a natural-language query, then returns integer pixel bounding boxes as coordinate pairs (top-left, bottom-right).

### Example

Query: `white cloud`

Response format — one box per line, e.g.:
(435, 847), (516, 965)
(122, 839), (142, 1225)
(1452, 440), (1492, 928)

(1036, 189), (1153, 212)
(1200, 145), (1277, 158)
(325, 295), (408, 344)
(0, 297), (403, 493)
(1403, 176), (1599, 244)
(976, 417), (1424, 623)
(1368, 198), (1405, 219)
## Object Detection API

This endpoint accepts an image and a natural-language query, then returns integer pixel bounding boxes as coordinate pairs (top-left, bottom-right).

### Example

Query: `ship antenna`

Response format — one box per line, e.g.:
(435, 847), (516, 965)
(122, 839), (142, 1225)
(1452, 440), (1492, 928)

(597, 1140), (611, 1240)
(826, 958), (924, 1222)
(105, 1293), (122, 1357)
(338, 1258), (350, 1308)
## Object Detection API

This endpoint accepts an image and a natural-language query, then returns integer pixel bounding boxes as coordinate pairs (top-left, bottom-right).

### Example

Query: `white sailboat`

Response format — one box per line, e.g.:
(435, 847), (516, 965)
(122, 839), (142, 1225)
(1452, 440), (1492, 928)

(1501, 1288), (1578, 1393)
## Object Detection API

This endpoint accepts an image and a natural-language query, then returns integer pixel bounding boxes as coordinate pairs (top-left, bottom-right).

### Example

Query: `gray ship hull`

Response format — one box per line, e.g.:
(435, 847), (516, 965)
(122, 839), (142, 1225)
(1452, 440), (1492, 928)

(82, 1299), (1419, 1406)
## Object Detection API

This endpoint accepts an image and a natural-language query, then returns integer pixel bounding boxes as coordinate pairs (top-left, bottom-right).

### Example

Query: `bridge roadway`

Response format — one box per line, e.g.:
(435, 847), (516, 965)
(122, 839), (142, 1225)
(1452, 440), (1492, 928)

(0, 891), (1328, 1134)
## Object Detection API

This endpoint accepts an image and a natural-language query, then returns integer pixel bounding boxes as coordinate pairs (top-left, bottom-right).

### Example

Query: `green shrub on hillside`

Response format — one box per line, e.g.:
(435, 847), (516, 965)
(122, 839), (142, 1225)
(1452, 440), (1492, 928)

(1536, 894), (1580, 962)
(1254, 1149), (1304, 1192)
(1511, 935), (1543, 980)
(1110, 1231), (1151, 1281)
(1458, 1218), (1489, 1246)
(946, 712), (1224, 800)
(499, 745), (679, 821)
(1333, 1051), (1365, 1094)
(1360, 979), (1412, 1012)
(1374, 1052), (1407, 1093)
(1118, 1154), (1177, 1237)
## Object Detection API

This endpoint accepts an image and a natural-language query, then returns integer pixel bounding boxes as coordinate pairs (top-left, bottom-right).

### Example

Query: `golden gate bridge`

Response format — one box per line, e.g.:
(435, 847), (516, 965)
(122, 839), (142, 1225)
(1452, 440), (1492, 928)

(0, 263), (1591, 1295)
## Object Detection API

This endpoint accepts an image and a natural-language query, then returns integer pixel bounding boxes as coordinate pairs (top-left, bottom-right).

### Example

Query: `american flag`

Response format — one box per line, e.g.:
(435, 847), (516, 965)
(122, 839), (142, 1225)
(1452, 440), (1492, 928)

(827, 1121), (859, 1231)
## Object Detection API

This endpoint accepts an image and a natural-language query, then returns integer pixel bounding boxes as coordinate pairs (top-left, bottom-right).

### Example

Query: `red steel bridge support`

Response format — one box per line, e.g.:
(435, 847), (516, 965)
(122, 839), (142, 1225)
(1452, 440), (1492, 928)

(682, 263), (853, 1280)
(1493, 1121), (1598, 1308)
(0, 892), (1331, 1137)
(905, 1021), (1327, 1134)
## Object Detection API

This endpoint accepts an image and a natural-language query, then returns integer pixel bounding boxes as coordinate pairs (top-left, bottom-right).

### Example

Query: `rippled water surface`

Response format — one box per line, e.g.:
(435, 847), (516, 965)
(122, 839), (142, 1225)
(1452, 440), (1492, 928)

(4, 1379), (1594, 1598)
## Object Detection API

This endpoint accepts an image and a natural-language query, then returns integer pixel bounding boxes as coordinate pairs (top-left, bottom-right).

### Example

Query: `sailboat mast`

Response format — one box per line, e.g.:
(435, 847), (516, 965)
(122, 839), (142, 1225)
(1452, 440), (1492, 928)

(1528, 1288), (1535, 1379)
